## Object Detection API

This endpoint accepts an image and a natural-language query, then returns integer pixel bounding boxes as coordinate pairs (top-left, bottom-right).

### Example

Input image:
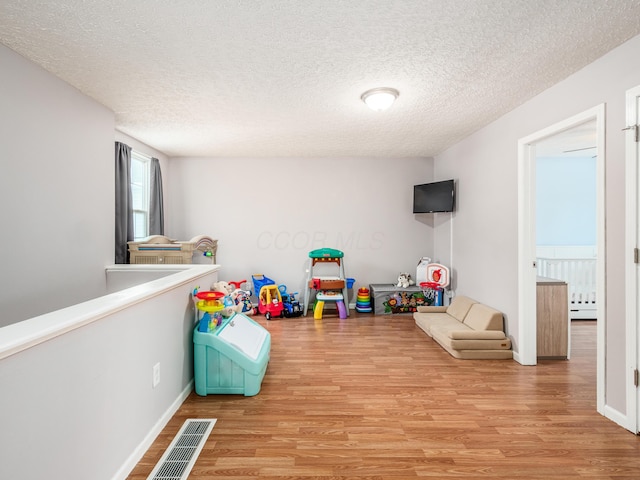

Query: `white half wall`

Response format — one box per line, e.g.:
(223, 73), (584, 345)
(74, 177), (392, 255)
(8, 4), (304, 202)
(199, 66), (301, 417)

(167, 156), (434, 293)
(0, 44), (115, 327)
(0, 265), (219, 480)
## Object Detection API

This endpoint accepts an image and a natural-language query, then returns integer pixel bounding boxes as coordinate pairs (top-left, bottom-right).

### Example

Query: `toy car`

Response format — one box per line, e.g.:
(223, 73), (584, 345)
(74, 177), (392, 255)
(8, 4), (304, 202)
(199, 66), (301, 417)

(279, 285), (303, 318)
(258, 284), (284, 320)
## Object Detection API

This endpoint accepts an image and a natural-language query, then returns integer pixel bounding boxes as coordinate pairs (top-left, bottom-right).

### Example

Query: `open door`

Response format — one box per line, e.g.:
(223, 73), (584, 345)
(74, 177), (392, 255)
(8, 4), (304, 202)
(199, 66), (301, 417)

(517, 105), (606, 412)
(624, 85), (640, 434)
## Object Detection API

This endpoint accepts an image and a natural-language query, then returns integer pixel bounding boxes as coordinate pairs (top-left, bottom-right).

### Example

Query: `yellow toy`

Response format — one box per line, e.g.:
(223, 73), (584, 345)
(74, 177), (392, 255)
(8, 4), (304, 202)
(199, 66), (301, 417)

(258, 284), (284, 320)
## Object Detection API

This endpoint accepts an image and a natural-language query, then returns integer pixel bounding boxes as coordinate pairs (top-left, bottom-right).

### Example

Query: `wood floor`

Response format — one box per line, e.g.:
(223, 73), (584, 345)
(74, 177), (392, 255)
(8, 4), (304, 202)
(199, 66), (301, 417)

(127, 315), (640, 479)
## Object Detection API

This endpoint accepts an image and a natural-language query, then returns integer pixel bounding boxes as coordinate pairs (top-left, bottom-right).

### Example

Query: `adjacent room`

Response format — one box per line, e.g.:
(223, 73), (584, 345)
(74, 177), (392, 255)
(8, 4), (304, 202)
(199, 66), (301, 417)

(2, 2), (640, 479)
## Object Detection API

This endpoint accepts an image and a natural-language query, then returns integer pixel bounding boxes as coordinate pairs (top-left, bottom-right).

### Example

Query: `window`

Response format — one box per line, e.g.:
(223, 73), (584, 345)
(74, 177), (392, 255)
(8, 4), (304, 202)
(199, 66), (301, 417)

(131, 151), (150, 240)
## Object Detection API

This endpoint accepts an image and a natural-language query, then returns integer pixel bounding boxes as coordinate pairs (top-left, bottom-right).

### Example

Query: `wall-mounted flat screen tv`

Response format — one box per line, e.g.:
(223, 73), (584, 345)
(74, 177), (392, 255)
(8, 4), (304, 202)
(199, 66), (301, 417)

(413, 179), (455, 213)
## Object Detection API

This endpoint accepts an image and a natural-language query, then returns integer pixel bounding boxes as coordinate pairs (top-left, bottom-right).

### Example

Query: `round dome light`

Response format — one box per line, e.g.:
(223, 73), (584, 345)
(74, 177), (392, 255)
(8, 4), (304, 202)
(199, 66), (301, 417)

(361, 87), (399, 111)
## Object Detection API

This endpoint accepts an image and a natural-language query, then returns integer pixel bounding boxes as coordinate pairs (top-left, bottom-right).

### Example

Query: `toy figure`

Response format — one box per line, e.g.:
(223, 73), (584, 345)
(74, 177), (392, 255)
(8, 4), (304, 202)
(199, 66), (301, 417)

(212, 280), (256, 316)
(396, 273), (415, 288)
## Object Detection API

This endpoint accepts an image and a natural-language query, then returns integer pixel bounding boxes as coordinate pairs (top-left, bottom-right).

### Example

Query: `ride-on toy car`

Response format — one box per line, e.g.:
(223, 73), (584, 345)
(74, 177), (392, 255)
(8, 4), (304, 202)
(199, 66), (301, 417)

(279, 285), (303, 318)
(258, 284), (284, 320)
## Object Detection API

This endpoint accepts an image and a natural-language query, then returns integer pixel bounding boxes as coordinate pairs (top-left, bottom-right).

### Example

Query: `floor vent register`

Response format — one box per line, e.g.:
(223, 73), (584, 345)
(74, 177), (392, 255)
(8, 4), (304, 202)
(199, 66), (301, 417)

(147, 418), (216, 480)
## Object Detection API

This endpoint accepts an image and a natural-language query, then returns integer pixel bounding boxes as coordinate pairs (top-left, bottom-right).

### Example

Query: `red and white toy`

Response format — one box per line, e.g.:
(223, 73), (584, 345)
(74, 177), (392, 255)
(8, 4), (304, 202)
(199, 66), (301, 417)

(425, 263), (449, 288)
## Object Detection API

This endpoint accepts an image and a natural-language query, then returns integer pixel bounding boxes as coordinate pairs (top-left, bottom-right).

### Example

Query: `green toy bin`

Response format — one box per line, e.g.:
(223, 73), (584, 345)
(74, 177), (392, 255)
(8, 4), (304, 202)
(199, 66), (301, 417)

(193, 313), (271, 396)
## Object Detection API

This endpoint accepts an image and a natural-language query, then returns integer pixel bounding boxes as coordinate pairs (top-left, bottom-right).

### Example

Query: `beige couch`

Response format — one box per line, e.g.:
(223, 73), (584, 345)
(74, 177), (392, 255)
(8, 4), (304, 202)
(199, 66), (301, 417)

(413, 295), (512, 359)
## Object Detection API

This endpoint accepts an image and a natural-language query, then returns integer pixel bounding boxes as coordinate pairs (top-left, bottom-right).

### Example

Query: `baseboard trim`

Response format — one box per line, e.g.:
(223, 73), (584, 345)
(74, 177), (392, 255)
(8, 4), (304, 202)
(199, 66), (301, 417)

(602, 403), (634, 433)
(112, 380), (194, 480)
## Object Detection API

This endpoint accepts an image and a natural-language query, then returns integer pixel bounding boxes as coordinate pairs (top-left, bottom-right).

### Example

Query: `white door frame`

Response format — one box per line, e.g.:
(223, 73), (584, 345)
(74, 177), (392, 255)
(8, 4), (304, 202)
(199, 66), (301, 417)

(517, 105), (606, 414)
(624, 85), (640, 434)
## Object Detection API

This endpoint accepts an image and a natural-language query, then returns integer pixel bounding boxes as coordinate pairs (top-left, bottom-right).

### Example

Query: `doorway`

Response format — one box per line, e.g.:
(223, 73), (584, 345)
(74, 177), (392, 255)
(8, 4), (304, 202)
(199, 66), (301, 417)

(535, 119), (598, 328)
(517, 105), (606, 413)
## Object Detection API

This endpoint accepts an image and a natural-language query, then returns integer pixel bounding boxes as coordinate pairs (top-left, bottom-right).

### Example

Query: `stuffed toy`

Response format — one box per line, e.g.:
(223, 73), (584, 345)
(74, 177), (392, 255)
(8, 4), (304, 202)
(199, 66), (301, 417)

(212, 280), (234, 296)
(211, 281), (255, 315)
(396, 273), (415, 289)
(235, 289), (256, 315)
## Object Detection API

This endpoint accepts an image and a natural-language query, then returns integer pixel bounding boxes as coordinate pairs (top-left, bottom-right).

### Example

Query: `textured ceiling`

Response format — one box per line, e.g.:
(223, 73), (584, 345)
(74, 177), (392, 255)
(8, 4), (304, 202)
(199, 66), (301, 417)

(2, 1), (640, 158)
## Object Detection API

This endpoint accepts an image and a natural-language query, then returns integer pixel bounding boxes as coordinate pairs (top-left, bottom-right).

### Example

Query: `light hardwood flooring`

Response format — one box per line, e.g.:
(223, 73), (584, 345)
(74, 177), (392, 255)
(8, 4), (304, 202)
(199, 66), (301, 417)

(127, 315), (640, 479)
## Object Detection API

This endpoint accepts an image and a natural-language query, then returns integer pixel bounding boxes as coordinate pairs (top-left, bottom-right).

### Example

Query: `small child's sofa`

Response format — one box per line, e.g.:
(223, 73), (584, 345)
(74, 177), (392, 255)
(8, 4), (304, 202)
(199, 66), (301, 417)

(413, 295), (512, 359)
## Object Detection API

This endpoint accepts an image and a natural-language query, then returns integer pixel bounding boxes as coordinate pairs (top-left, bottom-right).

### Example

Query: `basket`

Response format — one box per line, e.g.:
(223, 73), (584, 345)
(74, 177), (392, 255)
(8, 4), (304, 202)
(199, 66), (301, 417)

(420, 281), (443, 306)
(251, 274), (275, 296)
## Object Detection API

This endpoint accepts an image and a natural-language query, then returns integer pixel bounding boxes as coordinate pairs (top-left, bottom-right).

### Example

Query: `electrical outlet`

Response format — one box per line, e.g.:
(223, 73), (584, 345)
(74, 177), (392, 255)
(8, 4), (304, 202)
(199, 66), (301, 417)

(153, 362), (161, 388)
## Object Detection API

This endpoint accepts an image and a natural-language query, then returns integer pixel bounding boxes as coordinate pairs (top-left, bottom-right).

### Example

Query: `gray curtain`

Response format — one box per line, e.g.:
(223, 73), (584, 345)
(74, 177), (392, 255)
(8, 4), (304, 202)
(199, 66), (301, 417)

(149, 157), (164, 235)
(115, 142), (133, 264)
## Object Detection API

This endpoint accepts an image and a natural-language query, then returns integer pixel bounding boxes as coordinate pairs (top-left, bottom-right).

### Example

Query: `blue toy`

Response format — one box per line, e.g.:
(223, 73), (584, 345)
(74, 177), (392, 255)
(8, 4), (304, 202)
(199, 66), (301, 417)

(279, 284), (303, 318)
(251, 274), (275, 296)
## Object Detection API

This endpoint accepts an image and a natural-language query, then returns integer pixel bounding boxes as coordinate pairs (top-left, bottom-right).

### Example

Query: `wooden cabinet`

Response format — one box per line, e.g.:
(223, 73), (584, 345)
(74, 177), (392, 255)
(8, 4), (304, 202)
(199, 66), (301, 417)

(536, 276), (569, 359)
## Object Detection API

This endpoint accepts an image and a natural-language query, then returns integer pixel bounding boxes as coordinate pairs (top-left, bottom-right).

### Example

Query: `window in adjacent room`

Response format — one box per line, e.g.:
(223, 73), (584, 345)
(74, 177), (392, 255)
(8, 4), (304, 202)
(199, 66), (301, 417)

(131, 150), (150, 240)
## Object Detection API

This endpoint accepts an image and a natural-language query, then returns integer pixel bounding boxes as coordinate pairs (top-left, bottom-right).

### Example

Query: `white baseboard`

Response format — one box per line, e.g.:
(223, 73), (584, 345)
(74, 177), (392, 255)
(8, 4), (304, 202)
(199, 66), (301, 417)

(511, 350), (537, 366)
(112, 380), (194, 480)
(602, 403), (635, 433)
(512, 351), (522, 364)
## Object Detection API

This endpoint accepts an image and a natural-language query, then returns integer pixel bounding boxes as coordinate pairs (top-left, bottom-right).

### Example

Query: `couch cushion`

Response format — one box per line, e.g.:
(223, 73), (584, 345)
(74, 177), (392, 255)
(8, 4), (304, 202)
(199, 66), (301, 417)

(431, 326), (511, 351)
(447, 330), (507, 340)
(462, 303), (504, 331)
(429, 329), (512, 359)
(447, 337), (511, 350)
(445, 296), (477, 321)
(414, 312), (461, 337)
(438, 345), (513, 360)
(416, 305), (448, 313)
(425, 320), (471, 338)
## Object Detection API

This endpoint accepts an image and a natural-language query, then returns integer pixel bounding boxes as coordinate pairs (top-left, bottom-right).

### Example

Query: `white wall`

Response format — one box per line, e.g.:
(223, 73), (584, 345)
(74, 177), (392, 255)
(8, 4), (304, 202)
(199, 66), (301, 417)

(0, 265), (219, 480)
(537, 156), (596, 246)
(434, 34), (640, 414)
(168, 156), (434, 293)
(0, 44), (115, 327)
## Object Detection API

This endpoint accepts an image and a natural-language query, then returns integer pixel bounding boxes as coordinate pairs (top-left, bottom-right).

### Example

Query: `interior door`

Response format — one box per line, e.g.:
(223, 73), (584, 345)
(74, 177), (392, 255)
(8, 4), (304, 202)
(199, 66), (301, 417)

(518, 105), (606, 408)
(624, 85), (640, 434)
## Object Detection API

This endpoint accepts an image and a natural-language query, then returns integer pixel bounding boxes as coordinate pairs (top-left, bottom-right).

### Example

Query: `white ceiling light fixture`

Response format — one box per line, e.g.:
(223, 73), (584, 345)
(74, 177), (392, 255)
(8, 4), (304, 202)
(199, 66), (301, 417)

(361, 87), (399, 112)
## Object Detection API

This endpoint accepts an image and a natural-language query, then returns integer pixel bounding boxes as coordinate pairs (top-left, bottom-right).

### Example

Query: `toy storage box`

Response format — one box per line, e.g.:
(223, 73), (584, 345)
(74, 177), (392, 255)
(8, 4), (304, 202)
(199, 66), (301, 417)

(369, 283), (426, 315)
(193, 313), (270, 396)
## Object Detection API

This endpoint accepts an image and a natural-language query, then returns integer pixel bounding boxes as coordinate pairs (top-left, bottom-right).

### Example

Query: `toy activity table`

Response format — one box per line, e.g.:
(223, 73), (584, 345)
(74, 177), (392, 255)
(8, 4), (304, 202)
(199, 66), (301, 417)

(313, 290), (347, 319)
(303, 248), (350, 317)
